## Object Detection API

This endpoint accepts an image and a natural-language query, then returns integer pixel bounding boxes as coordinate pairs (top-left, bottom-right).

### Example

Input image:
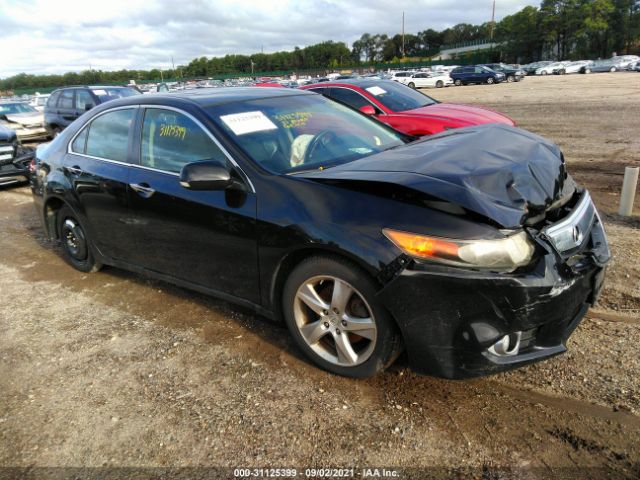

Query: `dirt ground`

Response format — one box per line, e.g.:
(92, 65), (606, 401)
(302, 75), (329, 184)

(1, 73), (639, 479)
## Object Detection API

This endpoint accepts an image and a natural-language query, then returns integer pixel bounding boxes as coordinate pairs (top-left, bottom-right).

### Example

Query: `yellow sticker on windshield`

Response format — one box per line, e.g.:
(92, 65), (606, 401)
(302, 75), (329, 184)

(274, 112), (312, 129)
(159, 123), (186, 140)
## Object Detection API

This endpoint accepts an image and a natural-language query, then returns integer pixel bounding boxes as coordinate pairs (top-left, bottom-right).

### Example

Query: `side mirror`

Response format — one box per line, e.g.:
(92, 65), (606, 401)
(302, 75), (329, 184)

(85, 104), (94, 111)
(359, 105), (377, 116)
(180, 160), (239, 191)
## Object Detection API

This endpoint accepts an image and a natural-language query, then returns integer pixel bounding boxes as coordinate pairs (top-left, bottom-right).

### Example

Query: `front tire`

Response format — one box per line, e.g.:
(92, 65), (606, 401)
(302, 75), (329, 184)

(610, 67), (616, 72)
(57, 205), (102, 273)
(487, 77), (495, 84)
(507, 75), (515, 83)
(436, 80), (444, 88)
(407, 82), (415, 89)
(454, 79), (462, 86)
(282, 256), (402, 378)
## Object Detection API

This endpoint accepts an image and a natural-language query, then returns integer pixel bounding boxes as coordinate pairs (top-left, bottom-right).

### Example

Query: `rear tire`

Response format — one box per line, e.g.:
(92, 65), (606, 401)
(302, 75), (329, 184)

(610, 67), (616, 72)
(487, 77), (495, 84)
(282, 256), (403, 378)
(507, 75), (515, 83)
(454, 79), (462, 86)
(436, 80), (444, 88)
(57, 205), (102, 273)
(407, 82), (415, 89)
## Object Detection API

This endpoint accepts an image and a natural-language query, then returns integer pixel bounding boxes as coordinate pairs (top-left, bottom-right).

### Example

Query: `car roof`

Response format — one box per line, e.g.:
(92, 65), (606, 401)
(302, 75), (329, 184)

(302, 79), (398, 89)
(92, 86), (314, 109)
(52, 85), (136, 91)
(0, 100), (27, 105)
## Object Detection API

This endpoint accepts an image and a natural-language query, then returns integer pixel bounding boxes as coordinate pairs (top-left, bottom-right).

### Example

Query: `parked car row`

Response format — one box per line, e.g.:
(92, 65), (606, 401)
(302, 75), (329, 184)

(520, 55), (640, 75)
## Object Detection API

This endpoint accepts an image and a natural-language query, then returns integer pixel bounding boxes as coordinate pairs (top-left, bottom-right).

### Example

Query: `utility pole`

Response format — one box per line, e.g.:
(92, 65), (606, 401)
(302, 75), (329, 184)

(490, 0), (496, 40)
(401, 11), (405, 58)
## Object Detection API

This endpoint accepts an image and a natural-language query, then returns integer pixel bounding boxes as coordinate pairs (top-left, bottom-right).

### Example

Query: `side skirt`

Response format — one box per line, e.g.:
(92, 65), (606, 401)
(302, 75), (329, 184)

(99, 255), (276, 321)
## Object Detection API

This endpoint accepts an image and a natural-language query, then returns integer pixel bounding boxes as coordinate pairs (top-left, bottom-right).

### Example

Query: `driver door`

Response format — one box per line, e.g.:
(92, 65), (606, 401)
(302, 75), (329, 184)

(126, 107), (259, 303)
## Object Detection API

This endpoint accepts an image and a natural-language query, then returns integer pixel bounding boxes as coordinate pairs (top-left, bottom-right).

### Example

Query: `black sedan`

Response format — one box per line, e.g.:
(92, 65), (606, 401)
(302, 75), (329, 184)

(31, 88), (610, 379)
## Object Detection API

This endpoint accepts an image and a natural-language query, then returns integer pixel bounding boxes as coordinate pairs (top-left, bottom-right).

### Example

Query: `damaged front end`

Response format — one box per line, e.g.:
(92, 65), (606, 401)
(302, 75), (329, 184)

(377, 188), (609, 379)
(0, 142), (34, 187)
(301, 124), (611, 378)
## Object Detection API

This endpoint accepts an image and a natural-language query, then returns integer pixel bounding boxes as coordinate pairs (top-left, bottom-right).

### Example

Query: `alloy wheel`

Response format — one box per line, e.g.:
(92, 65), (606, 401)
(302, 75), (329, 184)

(293, 275), (377, 367)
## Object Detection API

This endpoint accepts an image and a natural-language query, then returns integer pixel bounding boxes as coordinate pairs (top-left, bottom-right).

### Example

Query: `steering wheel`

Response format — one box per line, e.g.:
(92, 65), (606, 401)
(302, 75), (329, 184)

(304, 130), (338, 163)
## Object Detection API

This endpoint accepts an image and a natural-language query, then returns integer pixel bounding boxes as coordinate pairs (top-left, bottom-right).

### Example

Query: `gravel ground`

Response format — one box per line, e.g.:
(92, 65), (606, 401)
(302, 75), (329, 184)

(1, 73), (639, 479)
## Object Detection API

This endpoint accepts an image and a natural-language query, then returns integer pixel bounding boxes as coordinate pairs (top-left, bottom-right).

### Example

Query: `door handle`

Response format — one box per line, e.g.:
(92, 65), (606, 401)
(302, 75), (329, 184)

(129, 182), (155, 198)
(65, 165), (83, 175)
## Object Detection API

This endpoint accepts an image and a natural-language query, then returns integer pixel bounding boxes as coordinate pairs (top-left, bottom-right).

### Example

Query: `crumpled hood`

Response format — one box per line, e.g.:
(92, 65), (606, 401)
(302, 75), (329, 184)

(403, 103), (514, 126)
(299, 124), (574, 229)
(4, 112), (44, 126)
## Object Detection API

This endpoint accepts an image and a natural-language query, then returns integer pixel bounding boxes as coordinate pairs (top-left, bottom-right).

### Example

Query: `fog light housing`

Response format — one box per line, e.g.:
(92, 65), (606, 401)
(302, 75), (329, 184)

(488, 332), (522, 356)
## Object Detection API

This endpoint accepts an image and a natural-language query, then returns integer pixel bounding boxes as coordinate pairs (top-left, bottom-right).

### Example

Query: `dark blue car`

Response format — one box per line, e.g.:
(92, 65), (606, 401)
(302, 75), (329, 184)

(450, 65), (506, 86)
(44, 85), (140, 137)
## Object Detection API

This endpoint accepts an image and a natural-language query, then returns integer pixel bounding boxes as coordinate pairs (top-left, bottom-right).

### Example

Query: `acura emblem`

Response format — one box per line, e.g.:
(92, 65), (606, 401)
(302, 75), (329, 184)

(572, 225), (582, 245)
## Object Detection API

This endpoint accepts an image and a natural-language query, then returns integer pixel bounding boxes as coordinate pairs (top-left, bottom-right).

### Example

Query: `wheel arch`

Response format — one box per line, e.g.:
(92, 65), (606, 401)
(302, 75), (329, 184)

(268, 245), (382, 322)
(43, 195), (67, 240)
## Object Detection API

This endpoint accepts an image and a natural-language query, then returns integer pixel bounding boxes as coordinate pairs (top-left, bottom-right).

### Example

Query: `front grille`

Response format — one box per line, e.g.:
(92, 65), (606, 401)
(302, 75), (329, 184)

(541, 191), (595, 254)
(0, 140), (16, 165)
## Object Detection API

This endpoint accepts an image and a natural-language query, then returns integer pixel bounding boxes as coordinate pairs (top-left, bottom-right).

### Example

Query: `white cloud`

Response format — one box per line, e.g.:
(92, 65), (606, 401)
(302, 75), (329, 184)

(0, 0), (538, 78)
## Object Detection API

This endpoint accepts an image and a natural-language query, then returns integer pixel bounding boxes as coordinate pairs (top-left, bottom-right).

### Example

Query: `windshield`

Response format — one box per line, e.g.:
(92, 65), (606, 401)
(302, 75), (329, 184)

(0, 103), (38, 114)
(209, 93), (406, 174)
(361, 81), (437, 112)
(91, 87), (140, 102)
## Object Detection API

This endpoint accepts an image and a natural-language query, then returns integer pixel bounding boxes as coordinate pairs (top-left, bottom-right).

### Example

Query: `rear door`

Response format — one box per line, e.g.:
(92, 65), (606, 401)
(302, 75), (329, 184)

(412, 73), (430, 88)
(126, 107), (260, 303)
(65, 107), (138, 261)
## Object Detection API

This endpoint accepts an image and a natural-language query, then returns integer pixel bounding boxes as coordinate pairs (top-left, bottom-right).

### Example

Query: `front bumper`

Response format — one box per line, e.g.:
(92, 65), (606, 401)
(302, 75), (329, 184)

(14, 127), (49, 142)
(0, 149), (33, 186)
(378, 193), (610, 379)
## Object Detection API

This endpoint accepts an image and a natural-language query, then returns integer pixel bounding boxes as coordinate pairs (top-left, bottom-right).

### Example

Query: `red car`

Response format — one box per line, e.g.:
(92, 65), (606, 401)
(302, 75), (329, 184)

(300, 79), (515, 136)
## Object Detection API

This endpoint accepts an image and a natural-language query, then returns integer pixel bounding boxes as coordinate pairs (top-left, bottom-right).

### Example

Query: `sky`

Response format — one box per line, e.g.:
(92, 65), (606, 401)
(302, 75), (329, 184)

(0, 0), (538, 78)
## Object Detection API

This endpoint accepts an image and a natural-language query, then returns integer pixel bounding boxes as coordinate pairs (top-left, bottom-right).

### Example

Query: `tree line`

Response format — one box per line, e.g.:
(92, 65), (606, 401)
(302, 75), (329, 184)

(2, 0), (638, 92)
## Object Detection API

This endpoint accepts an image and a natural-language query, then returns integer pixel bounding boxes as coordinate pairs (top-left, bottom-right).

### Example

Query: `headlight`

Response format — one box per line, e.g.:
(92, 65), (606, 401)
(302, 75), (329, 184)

(383, 229), (535, 272)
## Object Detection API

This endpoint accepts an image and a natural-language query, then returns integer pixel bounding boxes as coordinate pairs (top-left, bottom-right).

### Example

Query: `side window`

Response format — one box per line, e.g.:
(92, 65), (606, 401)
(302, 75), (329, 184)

(46, 92), (60, 108)
(85, 109), (134, 162)
(75, 90), (96, 111)
(475, 67), (484, 74)
(307, 87), (328, 96)
(71, 127), (89, 154)
(328, 88), (371, 111)
(141, 108), (224, 173)
(59, 90), (74, 109)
